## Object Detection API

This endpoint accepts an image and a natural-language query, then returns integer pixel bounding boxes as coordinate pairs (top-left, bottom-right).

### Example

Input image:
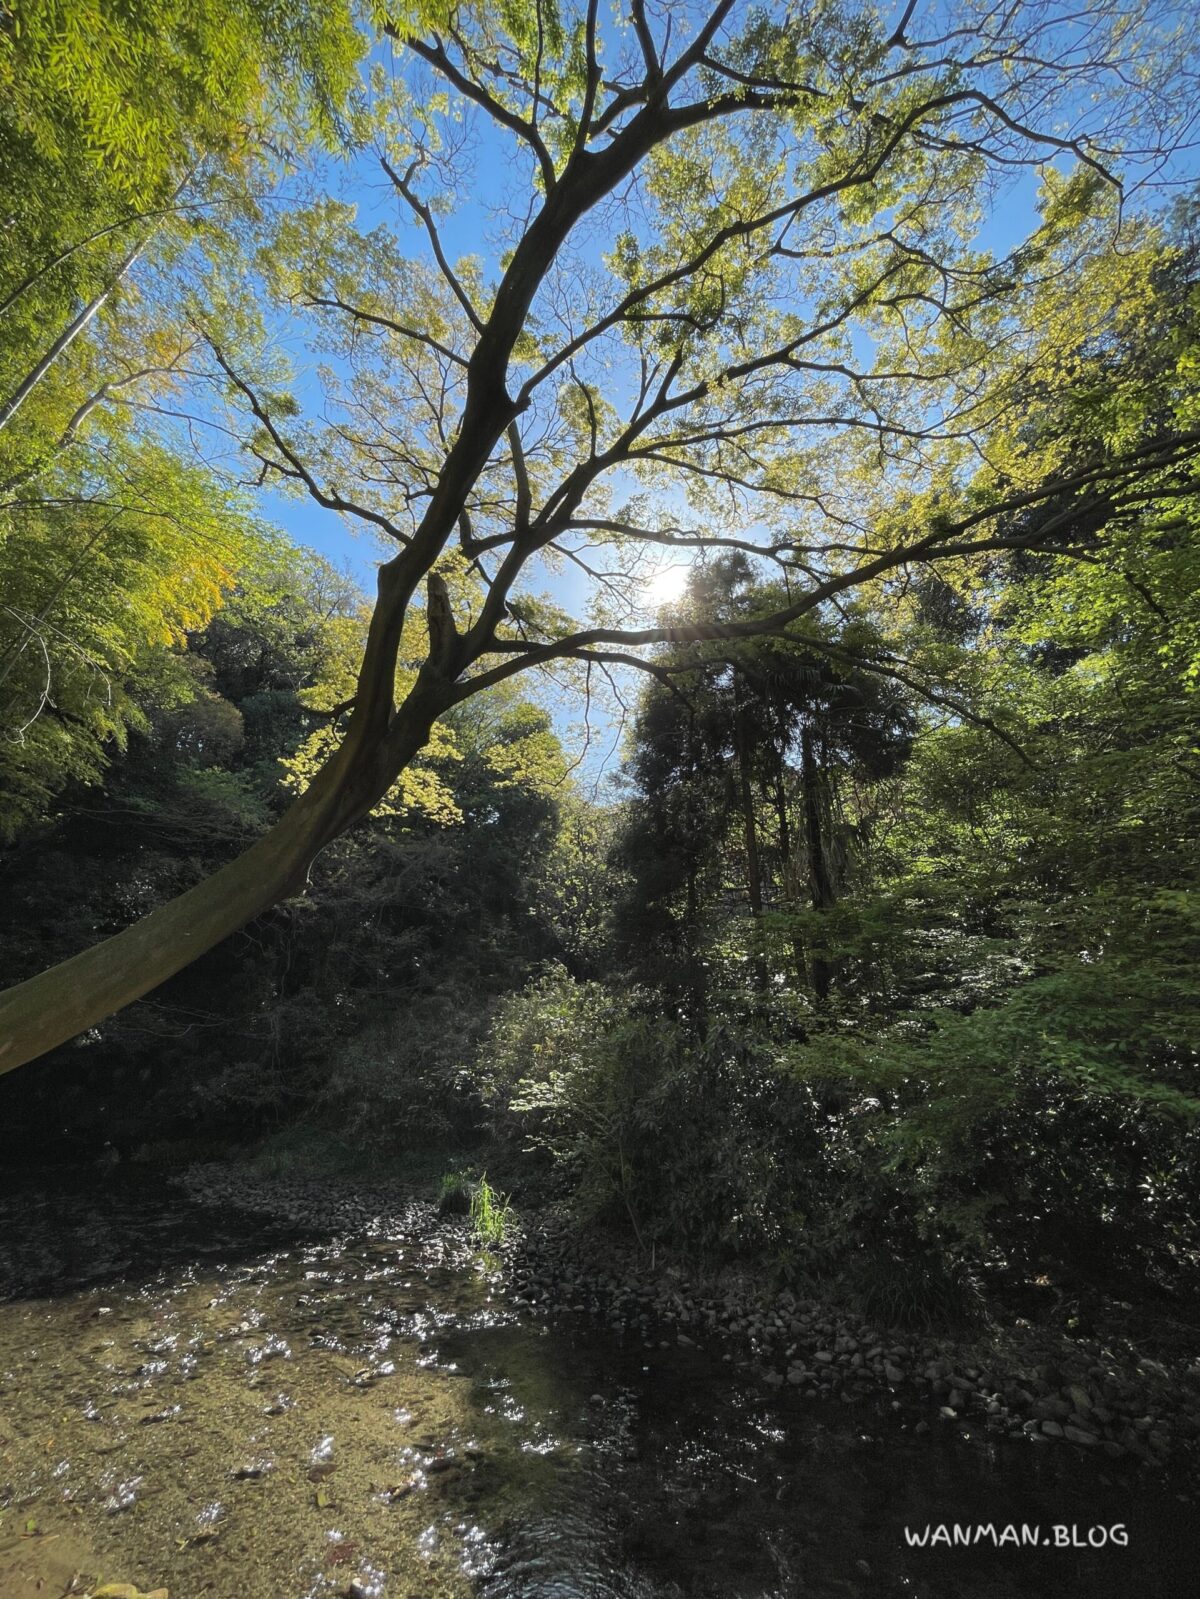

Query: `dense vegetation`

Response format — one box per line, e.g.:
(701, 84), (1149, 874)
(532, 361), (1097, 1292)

(1, 0), (1198, 1333)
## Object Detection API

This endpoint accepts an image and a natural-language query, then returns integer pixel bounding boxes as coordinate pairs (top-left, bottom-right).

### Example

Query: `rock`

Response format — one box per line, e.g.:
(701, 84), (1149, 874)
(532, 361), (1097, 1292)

(1064, 1425), (1096, 1446)
(814, 1350), (834, 1364)
(884, 1360), (904, 1383)
(1041, 1420), (1064, 1439)
(914, 1420), (930, 1436)
(939, 1406), (958, 1421)
(948, 1389), (966, 1410)
(1066, 1384), (1093, 1414)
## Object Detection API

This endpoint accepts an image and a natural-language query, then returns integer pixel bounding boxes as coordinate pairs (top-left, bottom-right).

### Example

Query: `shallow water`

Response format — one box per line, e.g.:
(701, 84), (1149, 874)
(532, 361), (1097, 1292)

(0, 1176), (1194, 1599)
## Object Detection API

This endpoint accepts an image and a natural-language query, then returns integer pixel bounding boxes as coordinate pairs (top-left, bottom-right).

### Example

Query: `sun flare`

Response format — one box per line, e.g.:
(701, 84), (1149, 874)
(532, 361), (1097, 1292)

(643, 563), (691, 608)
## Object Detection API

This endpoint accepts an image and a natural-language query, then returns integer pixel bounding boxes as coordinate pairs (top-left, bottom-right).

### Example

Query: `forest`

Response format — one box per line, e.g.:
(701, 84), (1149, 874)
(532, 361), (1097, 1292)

(0, 2), (1199, 1597)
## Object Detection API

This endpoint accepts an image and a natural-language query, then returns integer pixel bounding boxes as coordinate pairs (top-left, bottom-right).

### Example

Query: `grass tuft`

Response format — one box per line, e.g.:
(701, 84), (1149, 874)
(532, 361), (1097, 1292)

(469, 1172), (513, 1247)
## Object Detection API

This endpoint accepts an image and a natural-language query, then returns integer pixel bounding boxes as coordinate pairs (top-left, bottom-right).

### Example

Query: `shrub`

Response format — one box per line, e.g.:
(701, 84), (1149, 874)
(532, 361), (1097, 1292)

(845, 1243), (985, 1331)
(437, 1168), (473, 1214)
(482, 965), (827, 1260)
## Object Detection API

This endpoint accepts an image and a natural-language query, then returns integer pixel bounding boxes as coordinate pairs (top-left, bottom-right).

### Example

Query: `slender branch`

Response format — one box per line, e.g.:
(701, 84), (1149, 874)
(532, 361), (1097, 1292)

(380, 156), (485, 333)
(208, 340), (412, 545)
(454, 429), (1200, 699)
(303, 295), (467, 367)
(401, 33), (559, 195)
(819, 639), (1043, 770)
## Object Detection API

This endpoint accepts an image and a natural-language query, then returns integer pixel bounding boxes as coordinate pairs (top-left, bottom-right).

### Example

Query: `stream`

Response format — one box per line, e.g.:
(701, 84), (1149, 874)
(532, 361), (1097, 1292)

(0, 1172), (1193, 1598)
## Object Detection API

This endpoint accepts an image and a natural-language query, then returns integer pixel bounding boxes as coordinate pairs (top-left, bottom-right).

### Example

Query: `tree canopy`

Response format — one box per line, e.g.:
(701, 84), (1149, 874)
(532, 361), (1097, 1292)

(2, 0), (1200, 1071)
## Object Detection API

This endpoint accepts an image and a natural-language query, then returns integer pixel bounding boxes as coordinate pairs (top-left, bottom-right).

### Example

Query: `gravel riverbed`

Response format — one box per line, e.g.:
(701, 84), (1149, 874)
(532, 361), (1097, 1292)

(179, 1164), (1200, 1475)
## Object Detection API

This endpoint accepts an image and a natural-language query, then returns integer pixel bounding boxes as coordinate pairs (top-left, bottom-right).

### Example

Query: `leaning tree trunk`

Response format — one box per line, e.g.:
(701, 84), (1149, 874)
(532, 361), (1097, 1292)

(0, 681), (442, 1075)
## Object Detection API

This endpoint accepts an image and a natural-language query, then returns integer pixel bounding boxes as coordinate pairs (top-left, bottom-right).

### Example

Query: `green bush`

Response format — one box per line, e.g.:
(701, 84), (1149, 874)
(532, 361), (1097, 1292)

(482, 965), (827, 1260)
(845, 1243), (985, 1332)
(437, 1168), (473, 1214)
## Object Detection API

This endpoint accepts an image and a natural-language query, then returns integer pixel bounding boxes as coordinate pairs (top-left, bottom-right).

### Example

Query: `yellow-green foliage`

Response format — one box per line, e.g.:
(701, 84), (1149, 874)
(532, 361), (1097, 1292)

(0, 426), (267, 837)
(1, 0), (363, 197)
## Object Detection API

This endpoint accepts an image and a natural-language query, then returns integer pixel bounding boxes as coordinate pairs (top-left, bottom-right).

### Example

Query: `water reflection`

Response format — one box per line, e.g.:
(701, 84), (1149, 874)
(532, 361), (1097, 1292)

(0, 1176), (1192, 1598)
